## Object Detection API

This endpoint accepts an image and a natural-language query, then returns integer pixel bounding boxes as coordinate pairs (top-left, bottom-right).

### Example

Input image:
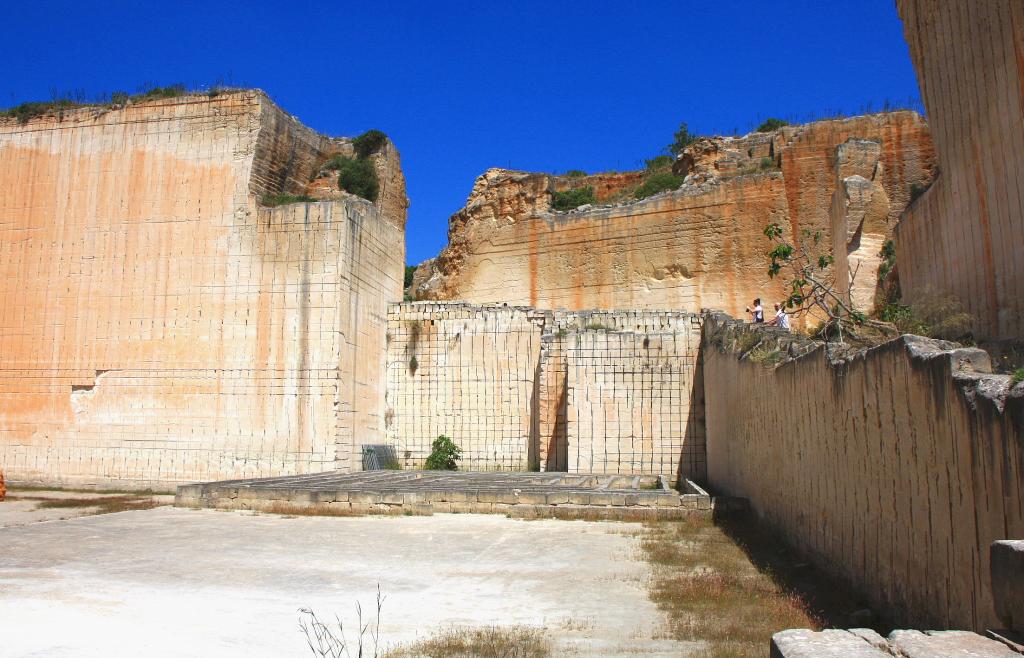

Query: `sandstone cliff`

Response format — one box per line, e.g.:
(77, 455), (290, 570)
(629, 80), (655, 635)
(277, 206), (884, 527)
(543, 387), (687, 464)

(0, 90), (407, 486)
(413, 112), (935, 318)
(895, 0), (1024, 341)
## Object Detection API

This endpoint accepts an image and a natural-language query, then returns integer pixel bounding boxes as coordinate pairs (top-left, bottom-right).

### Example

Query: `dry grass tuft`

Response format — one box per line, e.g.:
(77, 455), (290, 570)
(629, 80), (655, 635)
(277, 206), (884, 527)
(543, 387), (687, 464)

(10, 494), (161, 515)
(384, 626), (551, 658)
(640, 518), (822, 657)
(257, 501), (362, 517)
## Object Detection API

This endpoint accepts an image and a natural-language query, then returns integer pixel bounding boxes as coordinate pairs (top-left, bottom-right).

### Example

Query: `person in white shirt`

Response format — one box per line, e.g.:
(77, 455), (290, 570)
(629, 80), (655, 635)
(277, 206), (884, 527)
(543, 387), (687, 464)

(745, 298), (764, 323)
(767, 302), (790, 330)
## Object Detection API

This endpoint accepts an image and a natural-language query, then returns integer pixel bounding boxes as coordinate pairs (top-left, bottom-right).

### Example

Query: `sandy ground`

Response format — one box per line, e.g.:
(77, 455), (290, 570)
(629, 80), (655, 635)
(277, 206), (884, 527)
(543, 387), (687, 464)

(0, 506), (699, 657)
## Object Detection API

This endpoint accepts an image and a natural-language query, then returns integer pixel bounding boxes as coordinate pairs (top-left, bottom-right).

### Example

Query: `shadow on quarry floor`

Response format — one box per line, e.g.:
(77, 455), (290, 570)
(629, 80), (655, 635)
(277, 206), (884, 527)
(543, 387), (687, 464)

(714, 509), (890, 633)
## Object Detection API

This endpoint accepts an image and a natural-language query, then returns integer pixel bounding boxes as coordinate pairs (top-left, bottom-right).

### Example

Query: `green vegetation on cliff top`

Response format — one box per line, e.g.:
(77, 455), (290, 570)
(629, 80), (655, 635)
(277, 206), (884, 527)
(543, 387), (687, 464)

(1, 84), (207, 124)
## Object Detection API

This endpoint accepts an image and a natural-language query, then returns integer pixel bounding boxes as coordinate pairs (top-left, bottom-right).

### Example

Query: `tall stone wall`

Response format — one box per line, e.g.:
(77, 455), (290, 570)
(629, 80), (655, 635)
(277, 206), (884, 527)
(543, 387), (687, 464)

(414, 112), (934, 318)
(703, 313), (1024, 630)
(567, 330), (705, 481)
(384, 303), (547, 470)
(385, 303), (704, 480)
(895, 0), (1024, 340)
(0, 92), (405, 487)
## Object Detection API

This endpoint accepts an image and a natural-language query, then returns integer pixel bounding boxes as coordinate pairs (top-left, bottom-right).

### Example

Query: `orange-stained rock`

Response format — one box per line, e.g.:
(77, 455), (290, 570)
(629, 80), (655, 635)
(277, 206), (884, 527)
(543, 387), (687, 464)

(414, 112), (935, 319)
(0, 91), (407, 487)
(831, 139), (892, 312)
(895, 0), (1024, 341)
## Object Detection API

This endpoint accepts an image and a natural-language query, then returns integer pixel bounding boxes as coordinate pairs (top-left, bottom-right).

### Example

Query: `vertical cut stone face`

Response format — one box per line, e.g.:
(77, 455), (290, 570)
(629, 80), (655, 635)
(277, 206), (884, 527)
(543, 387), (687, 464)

(0, 91), (406, 487)
(896, 0), (1024, 341)
(415, 112), (934, 318)
(703, 314), (1023, 631)
(384, 303), (705, 481)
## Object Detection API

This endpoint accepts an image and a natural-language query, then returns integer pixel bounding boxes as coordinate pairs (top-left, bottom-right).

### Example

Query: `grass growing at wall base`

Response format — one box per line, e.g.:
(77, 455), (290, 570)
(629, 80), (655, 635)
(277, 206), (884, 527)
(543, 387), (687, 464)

(639, 515), (871, 657)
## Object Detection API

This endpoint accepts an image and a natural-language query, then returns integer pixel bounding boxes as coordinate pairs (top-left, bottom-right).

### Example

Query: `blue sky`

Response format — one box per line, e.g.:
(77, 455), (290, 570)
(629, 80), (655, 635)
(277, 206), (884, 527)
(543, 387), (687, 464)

(2, 1), (922, 265)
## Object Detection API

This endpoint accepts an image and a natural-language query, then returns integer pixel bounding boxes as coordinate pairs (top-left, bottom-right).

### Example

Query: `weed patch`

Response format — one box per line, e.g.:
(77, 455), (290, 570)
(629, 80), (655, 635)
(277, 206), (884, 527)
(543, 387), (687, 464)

(385, 626), (551, 658)
(11, 494), (161, 515)
(261, 194), (317, 207)
(879, 291), (974, 341)
(639, 518), (824, 657)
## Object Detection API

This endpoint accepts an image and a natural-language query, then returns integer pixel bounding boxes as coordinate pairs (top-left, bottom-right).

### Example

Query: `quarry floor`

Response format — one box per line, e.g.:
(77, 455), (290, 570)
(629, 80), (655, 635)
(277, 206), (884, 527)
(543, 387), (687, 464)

(0, 502), (702, 657)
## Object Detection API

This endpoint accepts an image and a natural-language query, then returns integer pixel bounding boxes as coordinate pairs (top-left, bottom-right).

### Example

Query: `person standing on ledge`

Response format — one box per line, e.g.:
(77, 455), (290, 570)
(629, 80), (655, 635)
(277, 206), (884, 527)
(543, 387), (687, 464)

(745, 298), (764, 323)
(767, 302), (790, 330)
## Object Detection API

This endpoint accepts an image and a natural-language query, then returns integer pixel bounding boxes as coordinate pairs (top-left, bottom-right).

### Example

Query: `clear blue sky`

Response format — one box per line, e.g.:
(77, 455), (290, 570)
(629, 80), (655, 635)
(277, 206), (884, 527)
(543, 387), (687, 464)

(1, 1), (922, 265)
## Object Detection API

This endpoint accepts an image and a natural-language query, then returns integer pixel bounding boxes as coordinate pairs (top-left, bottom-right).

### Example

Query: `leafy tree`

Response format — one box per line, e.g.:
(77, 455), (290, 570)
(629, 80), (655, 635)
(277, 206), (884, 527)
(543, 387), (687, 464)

(404, 264), (417, 289)
(756, 118), (789, 132)
(764, 222), (869, 342)
(424, 435), (462, 470)
(668, 121), (698, 155)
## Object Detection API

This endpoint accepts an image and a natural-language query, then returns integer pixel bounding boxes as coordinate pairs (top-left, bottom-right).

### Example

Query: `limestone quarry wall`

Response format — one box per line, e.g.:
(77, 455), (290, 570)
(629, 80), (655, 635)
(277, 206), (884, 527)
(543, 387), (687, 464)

(384, 303), (546, 471)
(567, 329), (704, 481)
(385, 303), (704, 480)
(703, 313), (1024, 630)
(0, 92), (405, 487)
(895, 0), (1024, 341)
(415, 112), (934, 318)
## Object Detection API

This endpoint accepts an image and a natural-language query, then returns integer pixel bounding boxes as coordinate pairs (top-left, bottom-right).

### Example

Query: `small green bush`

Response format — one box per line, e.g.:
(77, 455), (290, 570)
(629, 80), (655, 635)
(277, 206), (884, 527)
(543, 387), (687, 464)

(260, 194), (317, 207)
(645, 155), (673, 171)
(352, 129), (388, 159)
(566, 169), (588, 178)
(1012, 368), (1024, 386)
(404, 264), (418, 288)
(424, 435), (461, 470)
(329, 156), (379, 202)
(551, 186), (595, 211)
(880, 292), (974, 340)
(756, 118), (789, 132)
(634, 172), (683, 199)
